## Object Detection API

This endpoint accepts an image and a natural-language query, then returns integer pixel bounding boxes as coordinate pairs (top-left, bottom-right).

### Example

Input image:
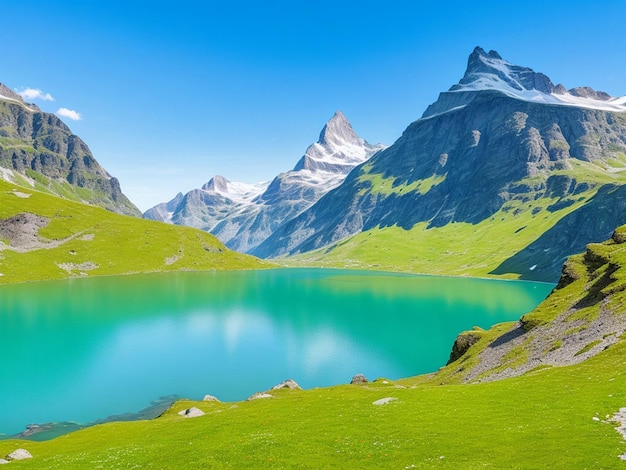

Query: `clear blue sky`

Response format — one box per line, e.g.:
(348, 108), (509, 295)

(2, 0), (625, 211)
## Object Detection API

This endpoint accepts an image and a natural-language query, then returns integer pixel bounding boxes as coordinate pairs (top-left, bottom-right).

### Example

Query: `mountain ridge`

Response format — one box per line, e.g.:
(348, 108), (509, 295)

(0, 83), (140, 217)
(144, 111), (386, 253)
(255, 47), (626, 282)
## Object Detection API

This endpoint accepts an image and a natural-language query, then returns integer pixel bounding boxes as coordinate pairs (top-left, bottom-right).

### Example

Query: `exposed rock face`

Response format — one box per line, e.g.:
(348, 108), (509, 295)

(144, 111), (385, 253)
(253, 48), (626, 282)
(439, 226), (626, 385)
(447, 330), (483, 364)
(0, 84), (140, 216)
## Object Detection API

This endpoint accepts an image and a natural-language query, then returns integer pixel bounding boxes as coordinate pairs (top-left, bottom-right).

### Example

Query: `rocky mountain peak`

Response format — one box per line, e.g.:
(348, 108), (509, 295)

(318, 110), (362, 148)
(452, 46), (556, 94)
(202, 175), (230, 193)
(422, 47), (626, 119)
(0, 83), (23, 102)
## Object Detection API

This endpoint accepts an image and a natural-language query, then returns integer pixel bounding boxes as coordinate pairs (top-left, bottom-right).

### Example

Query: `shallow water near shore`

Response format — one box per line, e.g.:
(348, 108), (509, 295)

(0, 268), (553, 437)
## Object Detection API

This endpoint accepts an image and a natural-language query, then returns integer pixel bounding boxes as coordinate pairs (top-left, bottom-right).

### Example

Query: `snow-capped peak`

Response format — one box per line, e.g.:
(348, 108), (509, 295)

(201, 175), (268, 203)
(292, 111), (386, 174)
(446, 46), (626, 113)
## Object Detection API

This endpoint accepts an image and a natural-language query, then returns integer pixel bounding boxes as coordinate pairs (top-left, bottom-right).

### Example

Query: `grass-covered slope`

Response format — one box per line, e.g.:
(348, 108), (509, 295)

(434, 223), (626, 385)
(0, 180), (270, 284)
(3, 228), (626, 467)
(288, 157), (626, 282)
(0, 342), (624, 467)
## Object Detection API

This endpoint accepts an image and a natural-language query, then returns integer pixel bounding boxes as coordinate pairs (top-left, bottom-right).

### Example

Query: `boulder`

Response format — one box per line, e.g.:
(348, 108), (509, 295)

(202, 394), (220, 402)
(350, 373), (369, 384)
(0, 459), (9, 464)
(6, 448), (32, 460)
(372, 397), (398, 406)
(177, 407), (205, 418)
(271, 379), (302, 390)
(247, 392), (273, 401)
(447, 330), (483, 364)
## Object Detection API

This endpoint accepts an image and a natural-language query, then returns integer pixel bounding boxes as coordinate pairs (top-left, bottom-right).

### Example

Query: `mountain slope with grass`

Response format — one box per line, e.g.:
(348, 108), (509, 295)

(0, 179), (269, 284)
(261, 48), (626, 283)
(438, 224), (626, 385)
(0, 83), (140, 217)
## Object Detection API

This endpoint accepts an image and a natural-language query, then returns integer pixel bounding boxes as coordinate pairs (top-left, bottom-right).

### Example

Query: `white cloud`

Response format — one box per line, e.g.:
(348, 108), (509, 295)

(56, 107), (82, 121)
(17, 87), (55, 101)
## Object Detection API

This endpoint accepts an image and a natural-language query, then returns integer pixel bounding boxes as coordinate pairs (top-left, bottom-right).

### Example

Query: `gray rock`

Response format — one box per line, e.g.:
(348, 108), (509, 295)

(247, 392), (273, 401)
(0, 459), (9, 464)
(271, 379), (302, 390)
(177, 407), (205, 418)
(6, 448), (32, 460)
(350, 374), (369, 384)
(372, 397), (398, 406)
(202, 394), (220, 402)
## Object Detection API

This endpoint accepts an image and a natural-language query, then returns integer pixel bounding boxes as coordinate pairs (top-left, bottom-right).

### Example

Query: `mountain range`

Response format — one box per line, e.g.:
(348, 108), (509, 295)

(253, 47), (626, 282)
(144, 110), (386, 253)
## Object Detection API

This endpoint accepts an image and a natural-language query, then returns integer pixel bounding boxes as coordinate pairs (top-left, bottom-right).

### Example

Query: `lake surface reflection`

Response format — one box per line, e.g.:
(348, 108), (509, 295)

(0, 269), (553, 436)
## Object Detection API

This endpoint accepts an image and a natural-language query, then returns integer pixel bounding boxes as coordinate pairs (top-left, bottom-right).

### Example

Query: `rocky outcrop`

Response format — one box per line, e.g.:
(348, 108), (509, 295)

(447, 329), (484, 364)
(445, 225), (626, 382)
(0, 84), (140, 216)
(350, 373), (369, 384)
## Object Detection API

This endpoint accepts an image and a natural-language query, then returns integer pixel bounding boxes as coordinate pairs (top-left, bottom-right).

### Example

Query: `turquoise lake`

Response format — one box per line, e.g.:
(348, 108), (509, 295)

(0, 268), (553, 437)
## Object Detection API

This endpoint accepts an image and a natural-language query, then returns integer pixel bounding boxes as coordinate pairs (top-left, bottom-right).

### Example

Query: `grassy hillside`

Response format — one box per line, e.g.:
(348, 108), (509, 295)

(0, 179), (271, 284)
(0, 340), (624, 467)
(288, 158), (626, 282)
(2, 226), (626, 467)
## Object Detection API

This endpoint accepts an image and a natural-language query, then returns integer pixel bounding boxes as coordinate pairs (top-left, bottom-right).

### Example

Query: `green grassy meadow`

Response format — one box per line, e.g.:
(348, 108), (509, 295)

(0, 179), (271, 284)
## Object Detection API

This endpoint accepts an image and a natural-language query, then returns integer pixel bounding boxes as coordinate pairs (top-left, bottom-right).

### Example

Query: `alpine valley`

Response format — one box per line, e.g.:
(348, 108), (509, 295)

(148, 47), (626, 284)
(4, 47), (626, 469)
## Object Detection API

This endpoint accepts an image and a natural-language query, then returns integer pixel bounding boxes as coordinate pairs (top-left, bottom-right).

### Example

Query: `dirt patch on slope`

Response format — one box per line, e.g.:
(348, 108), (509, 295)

(0, 213), (50, 250)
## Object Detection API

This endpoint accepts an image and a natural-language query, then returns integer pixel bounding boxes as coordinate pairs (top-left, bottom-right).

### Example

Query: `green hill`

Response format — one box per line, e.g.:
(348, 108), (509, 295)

(0, 179), (270, 284)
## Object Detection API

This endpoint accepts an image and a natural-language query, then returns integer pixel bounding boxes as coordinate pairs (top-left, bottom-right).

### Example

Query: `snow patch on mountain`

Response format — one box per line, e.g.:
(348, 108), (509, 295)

(450, 47), (626, 113)
(201, 175), (269, 204)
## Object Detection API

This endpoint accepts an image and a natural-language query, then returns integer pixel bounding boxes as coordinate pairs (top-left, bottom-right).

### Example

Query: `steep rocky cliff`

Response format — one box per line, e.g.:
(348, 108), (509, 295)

(0, 83), (140, 216)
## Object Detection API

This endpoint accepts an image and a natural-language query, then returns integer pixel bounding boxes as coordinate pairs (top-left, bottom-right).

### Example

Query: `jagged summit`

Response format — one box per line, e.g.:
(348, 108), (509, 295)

(202, 175), (229, 193)
(422, 47), (626, 118)
(318, 110), (361, 147)
(201, 175), (268, 204)
(452, 46), (556, 94)
(293, 110), (385, 174)
(0, 83), (39, 112)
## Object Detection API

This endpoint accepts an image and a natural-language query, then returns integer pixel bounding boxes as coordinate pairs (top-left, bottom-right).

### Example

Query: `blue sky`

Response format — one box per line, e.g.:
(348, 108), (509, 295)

(2, 0), (625, 210)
